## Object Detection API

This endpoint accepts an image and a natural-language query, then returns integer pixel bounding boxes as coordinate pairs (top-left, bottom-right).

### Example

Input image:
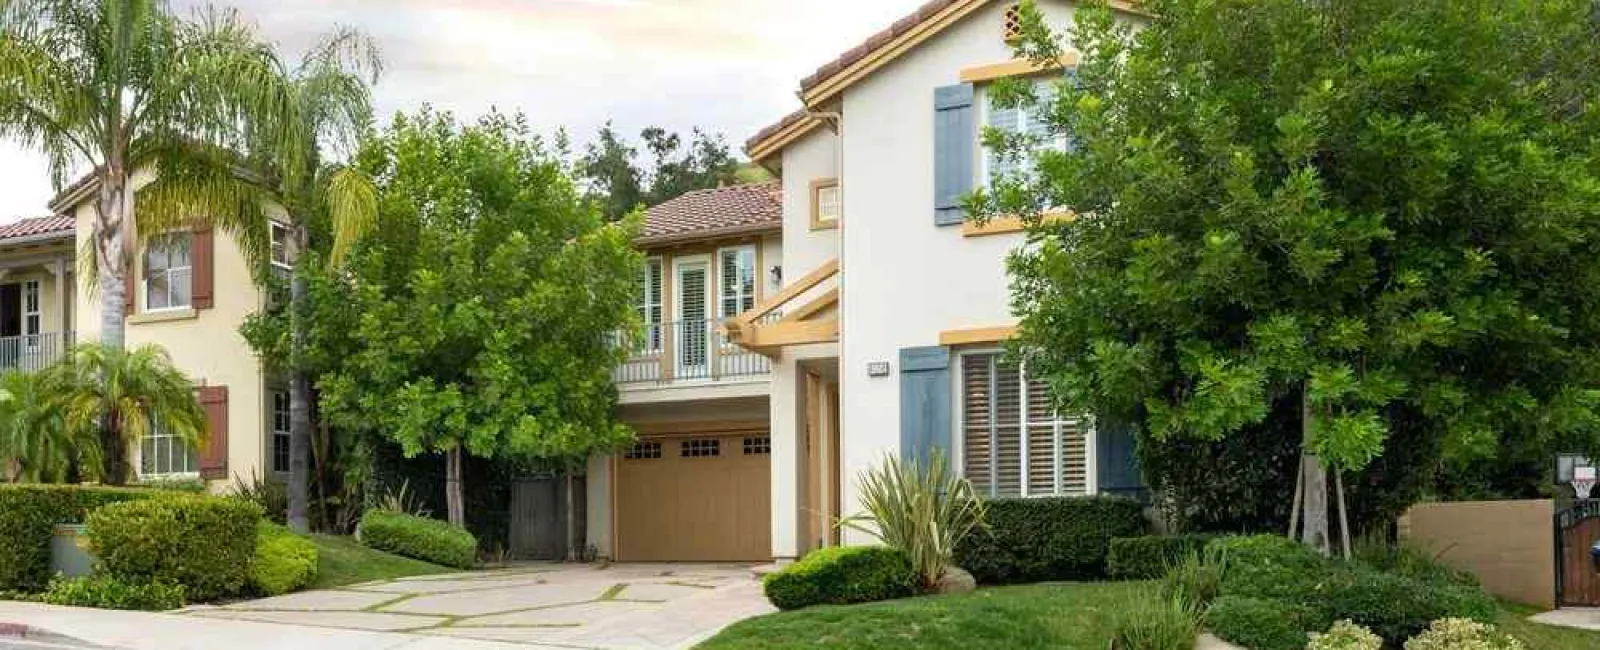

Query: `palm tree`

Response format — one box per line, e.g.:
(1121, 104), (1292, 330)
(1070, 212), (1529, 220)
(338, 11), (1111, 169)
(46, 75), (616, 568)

(0, 368), (84, 482)
(141, 28), (381, 532)
(41, 343), (206, 484)
(0, 0), (292, 352)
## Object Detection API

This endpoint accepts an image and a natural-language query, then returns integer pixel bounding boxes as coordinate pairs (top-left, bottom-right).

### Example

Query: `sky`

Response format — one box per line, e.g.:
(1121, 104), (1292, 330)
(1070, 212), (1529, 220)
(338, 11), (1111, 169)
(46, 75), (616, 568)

(0, 0), (919, 221)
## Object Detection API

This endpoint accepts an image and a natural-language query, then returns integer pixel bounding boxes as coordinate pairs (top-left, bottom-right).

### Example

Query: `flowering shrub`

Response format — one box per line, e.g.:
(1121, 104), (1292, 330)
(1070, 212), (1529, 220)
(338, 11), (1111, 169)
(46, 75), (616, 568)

(1307, 620), (1381, 650)
(1403, 618), (1524, 650)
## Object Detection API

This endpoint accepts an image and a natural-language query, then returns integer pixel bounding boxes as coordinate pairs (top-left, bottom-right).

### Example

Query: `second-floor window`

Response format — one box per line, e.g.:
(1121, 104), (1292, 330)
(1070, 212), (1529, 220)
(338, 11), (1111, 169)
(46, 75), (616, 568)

(811, 179), (840, 230)
(270, 222), (293, 271)
(719, 246), (756, 318)
(983, 78), (1068, 185)
(145, 233), (192, 311)
(22, 280), (39, 340)
(637, 258), (663, 352)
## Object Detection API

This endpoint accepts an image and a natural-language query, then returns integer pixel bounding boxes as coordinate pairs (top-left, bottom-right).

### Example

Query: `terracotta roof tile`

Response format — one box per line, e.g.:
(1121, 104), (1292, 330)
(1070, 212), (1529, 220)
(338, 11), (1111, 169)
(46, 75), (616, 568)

(640, 182), (782, 245)
(0, 215), (74, 243)
(744, 110), (813, 154)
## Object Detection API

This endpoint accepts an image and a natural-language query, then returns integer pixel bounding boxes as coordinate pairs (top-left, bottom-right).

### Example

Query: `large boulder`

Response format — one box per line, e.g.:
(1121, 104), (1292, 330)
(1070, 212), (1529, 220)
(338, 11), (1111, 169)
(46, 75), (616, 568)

(934, 566), (977, 595)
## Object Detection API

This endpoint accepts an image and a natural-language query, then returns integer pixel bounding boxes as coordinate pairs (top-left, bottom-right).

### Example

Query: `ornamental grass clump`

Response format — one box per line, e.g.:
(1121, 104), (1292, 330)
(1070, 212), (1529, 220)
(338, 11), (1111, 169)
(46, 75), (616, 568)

(839, 451), (987, 590)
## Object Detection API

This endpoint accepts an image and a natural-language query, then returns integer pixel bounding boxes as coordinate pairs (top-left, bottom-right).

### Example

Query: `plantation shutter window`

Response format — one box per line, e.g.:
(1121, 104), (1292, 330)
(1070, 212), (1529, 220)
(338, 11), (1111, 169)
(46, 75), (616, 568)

(984, 79), (1067, 185)
(198, 385), (229, 480)
(719, 246), (756, 318)
(959, 351), (1090, 498)
(637, 258), (663, 352)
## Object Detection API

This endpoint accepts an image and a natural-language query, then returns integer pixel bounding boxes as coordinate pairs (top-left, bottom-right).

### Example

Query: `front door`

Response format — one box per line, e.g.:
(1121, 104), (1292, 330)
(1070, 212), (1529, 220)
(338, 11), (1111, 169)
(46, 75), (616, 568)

(674, 258), (711, 378)
(0, 283), (19, 339)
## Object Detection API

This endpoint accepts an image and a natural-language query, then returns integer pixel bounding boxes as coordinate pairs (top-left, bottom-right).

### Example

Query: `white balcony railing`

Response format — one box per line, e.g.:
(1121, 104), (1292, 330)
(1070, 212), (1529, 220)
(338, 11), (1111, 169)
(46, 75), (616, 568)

(612, 318), (771, 385)
(0, 331), (73, 373)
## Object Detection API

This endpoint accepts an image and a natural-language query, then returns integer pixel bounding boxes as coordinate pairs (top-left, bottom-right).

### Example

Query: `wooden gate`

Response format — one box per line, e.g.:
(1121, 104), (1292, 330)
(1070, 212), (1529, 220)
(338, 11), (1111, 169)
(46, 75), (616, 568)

(508, 476), (586, 561)
(1557, 501), (1600, 606)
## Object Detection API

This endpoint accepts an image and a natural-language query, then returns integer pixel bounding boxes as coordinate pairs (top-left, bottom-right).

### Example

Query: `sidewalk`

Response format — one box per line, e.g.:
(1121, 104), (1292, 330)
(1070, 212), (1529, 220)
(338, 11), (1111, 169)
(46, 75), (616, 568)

(0, 602), (543, 650)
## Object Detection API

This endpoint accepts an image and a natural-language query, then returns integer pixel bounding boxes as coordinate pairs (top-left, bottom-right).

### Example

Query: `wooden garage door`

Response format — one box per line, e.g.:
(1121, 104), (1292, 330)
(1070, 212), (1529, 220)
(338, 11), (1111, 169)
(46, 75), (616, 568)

(616, 433), (772, 562)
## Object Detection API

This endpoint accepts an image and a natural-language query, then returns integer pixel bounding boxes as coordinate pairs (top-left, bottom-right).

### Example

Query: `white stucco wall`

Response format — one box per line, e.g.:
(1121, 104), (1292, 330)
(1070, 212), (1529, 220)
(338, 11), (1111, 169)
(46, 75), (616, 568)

(780, 129), (841, 279)
(833, 0), (1085, 543)
(71, 167), (272, 491)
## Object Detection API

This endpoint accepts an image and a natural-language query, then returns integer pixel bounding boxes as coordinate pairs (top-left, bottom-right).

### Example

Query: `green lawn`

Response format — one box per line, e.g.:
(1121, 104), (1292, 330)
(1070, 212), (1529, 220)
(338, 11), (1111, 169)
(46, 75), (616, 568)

(306, 534), (452, 589)
(697, 583), (1600, 650)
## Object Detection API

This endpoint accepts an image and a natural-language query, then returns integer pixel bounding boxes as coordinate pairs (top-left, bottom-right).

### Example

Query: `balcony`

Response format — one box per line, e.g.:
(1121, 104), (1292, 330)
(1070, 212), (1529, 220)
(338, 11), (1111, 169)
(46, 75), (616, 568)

(0, 331), (73, 373)
(613, 318), (771, 385)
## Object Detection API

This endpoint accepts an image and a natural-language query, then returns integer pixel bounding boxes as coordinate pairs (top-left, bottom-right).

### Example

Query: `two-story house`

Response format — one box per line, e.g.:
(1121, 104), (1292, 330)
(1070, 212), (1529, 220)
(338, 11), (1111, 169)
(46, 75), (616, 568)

(585, 0), (1150, 565)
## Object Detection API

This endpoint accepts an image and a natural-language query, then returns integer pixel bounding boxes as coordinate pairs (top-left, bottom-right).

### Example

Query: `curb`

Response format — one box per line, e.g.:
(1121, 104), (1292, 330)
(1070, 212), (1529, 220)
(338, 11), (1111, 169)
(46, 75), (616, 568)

(0, 622), (30, 637)
(0, 621), (95, 647)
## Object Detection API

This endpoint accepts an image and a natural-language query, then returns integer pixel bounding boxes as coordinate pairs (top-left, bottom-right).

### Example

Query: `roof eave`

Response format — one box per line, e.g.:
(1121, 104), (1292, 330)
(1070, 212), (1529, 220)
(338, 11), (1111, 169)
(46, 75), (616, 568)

(635, 222), (782, 248)
(0, 229), (75, 248)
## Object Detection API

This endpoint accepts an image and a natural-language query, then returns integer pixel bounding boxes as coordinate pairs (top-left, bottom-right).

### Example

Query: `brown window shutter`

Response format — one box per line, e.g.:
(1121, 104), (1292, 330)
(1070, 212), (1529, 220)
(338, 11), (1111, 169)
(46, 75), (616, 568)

(198, 385), (229, 480)
(192, 228), (214, 310)
(123, 265), (136, 316)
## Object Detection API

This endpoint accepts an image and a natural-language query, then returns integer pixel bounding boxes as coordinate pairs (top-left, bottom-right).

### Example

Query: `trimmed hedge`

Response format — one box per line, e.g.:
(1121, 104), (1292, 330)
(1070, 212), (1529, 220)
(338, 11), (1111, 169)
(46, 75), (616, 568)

(87, 495), (261, 602)
(1315, 568), (1496, 644)
(762, 546), (917, 611)
(1206, 596), (1314, 650)
(1107, 534), (1216, 580)
(1209, 534), (1332, 603)
(0, 485), (155, 592)
(359, 510), (477, 569)
(252, 522), (319, 596)
(955, 496), (1146, 584)
(40, 574), (185, 611)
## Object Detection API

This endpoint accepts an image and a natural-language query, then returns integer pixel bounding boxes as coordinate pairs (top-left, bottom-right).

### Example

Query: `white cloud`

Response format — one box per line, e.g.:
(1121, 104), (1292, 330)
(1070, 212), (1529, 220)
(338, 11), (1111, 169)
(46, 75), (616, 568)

(0, 0), (919, 222)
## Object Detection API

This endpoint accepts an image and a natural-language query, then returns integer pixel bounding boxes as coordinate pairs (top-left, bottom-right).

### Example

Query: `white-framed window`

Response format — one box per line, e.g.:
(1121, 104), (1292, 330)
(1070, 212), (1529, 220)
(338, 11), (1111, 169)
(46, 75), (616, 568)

(718, 245), (757, 318)
(811, 179), (841, 229)
(982, 78), (1069, 186)
(636, 257), (663, 353)
(144, 233), (192, 311)
(22, 280), (39, 344)
(956, 349), (1093, 498)
(271, 390), (291, 474)
(270, 222), (293, 271)
(140, 418), (198, 478)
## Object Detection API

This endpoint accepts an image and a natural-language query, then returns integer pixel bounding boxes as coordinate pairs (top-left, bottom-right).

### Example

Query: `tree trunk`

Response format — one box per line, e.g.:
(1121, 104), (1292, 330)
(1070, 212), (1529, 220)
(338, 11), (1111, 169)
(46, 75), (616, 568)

(1335, 469), (1353, 561)
(94, 166), (130, 484)
(286, 254), (312, 533)
(1300, 385), (1331, 555)
(445, 446), (465, 527)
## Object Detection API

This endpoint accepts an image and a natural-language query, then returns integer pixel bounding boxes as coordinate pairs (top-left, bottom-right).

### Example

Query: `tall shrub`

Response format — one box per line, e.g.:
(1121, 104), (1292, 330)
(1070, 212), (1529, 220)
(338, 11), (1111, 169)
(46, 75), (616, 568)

(86, 495), (261, 601)
(0, 485), (153, 592)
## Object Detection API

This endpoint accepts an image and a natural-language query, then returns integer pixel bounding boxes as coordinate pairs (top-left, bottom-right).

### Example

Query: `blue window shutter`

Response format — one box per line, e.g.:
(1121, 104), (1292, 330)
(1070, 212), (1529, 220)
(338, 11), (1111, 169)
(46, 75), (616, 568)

(900, 346), (952, 465)
(1096, 416), (1148, 501)
(933, 83), (975, 226)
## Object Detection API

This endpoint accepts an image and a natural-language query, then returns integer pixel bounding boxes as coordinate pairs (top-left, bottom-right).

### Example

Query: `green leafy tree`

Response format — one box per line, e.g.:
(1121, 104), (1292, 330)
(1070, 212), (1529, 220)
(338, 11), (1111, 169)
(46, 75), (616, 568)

(317, 108), (641, 527)
(142, 28), (382, 533)
(576, 125), (742, 220)
(39, 343), (207, 483)
(976, 0), (1600, 551)
(0, 0), (292, 352)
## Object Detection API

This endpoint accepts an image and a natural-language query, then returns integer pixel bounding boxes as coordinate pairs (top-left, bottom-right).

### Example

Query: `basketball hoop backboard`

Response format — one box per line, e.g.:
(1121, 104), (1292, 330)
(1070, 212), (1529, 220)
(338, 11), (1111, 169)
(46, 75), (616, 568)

(1559, 453), (1598, 500)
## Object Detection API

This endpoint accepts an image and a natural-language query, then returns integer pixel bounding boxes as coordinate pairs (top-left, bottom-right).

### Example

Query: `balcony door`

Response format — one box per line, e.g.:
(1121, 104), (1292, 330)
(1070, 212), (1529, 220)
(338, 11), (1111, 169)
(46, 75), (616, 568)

(0, 283), (18, 339)
(673, 256), (711, 378)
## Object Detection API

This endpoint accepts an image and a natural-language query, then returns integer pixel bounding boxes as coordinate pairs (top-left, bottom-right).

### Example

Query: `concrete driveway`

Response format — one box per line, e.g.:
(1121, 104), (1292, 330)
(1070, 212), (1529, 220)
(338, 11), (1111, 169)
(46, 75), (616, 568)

(182, 563), (775, 650)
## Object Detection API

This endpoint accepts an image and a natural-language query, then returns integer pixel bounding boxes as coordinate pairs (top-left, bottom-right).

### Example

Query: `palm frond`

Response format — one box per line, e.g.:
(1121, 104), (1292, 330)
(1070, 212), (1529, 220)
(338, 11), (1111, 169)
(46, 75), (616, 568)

(324, 165), (377, 267)
(136, 138), (274, 270)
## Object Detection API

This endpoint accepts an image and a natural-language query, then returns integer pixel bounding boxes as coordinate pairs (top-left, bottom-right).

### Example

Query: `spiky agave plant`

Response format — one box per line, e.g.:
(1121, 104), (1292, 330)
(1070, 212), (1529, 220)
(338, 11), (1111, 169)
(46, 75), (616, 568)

(839, 450), (988, 589)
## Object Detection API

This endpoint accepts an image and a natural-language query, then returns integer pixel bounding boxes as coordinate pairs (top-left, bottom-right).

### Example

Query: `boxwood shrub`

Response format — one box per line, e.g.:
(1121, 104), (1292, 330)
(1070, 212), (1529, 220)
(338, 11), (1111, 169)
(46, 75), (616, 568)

(359, 510), (477, 569)
(86, 495), (261, 602)
(1206, 596), (1316, 650)
(1107, 534), (1216, 580)
(40, 574), (185, 611)
(954, 495), (1146, 584)
(1315, 568), (1497, 644)
(0, 485), (155, 592)
(251, 522), (319, 596)
(1210, 534), (1333, 603)
(762, 546), (917, 610)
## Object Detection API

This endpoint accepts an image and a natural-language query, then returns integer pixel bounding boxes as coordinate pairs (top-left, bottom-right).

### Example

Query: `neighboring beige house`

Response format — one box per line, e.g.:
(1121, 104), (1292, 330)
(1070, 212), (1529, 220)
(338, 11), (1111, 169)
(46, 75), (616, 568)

(586, 0), (1151, 564)
(45, 169), (294, 488)
(0, 216), (76, 374)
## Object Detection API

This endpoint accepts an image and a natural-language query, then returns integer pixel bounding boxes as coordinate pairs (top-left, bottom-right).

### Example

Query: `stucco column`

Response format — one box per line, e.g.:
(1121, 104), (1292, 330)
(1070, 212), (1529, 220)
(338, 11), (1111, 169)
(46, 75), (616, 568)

(50, 258), (67, 336)
(769, 356), (803, 562)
